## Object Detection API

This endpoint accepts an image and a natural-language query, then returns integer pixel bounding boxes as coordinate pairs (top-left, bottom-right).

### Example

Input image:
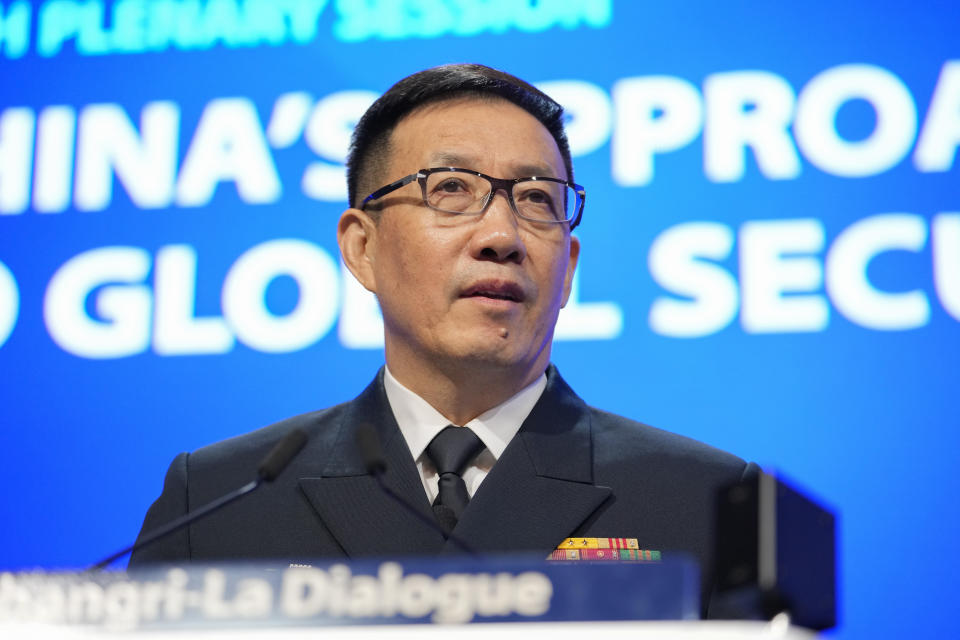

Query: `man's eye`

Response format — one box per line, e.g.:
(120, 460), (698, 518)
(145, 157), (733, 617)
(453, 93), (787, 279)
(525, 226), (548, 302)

(435, 179), (468, 193)
(521, 189), (552, 205)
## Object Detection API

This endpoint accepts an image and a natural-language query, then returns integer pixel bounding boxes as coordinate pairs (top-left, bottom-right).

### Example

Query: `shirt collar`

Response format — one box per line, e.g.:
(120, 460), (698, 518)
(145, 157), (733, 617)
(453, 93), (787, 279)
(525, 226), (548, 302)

(383, 366), (547, 462)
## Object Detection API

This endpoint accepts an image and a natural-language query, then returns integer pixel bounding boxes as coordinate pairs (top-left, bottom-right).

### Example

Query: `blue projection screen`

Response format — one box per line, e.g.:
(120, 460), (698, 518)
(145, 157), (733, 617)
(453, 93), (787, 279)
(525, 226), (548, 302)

(1, 2), (957, 639)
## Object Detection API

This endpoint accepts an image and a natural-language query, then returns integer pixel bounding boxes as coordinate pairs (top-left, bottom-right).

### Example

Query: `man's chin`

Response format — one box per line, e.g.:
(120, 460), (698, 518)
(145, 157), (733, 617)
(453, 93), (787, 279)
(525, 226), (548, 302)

(438, 337), (548, 376)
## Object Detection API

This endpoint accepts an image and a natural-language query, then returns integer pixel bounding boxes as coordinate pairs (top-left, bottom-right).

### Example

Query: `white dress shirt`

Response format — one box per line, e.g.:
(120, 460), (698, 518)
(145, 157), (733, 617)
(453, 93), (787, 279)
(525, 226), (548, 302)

(383, 366), (547, 504)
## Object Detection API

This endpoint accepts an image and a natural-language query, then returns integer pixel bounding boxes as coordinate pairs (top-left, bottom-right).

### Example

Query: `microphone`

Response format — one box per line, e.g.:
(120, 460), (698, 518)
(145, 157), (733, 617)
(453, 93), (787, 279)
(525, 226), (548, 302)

(258, 428), (309, 481)
(90, 428), (309, 571)
(354, 423), (478, 556)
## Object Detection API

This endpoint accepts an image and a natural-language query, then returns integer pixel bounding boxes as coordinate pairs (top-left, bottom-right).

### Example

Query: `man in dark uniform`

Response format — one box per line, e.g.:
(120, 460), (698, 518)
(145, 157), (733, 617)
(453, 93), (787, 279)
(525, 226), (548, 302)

(131, 64), (753, 613)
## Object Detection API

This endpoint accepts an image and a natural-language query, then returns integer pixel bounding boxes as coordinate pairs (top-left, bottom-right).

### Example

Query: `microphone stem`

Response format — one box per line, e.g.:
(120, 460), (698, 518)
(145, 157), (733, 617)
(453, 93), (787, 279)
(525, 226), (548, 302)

(88, 479), (261, 572)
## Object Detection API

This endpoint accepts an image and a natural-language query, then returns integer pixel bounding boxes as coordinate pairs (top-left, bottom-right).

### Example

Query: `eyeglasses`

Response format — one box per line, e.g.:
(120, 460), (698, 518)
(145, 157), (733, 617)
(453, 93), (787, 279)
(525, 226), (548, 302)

(361, 167), (585, 230)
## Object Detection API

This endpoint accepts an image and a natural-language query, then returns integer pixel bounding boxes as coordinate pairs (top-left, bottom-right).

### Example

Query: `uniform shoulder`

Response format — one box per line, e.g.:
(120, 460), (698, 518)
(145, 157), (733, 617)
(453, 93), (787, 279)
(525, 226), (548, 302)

(188, 401), (349, 471)
(588, 406), (747, 470)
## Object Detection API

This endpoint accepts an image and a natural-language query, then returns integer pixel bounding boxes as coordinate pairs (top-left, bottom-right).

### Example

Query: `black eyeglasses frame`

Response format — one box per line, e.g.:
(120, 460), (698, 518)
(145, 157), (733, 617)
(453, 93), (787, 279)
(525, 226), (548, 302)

(360, 167), (585, 230)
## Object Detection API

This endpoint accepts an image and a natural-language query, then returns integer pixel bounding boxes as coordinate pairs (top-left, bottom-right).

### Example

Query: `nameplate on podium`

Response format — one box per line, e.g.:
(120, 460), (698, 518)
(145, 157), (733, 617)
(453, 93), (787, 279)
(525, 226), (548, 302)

(1, 555), (699, 631)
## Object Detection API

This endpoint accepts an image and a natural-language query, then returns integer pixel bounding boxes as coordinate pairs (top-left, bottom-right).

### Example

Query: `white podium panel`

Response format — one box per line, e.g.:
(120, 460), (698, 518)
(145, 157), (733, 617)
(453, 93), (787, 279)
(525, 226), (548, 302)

(2, 620), (817, 640)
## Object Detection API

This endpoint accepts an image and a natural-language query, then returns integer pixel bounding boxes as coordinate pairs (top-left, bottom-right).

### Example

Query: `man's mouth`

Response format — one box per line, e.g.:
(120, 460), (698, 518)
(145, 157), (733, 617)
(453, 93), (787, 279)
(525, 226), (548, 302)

(461, 281), (526, 303)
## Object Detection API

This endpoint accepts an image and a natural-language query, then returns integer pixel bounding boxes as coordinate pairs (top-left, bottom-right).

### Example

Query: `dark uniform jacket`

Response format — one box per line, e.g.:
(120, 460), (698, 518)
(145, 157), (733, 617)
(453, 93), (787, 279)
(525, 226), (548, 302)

(130, 366), (755, 613)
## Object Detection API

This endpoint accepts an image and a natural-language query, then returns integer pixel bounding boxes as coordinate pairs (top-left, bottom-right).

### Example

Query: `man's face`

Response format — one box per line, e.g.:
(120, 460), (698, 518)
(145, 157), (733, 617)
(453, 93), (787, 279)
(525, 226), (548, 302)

(343, 98), (579, 386)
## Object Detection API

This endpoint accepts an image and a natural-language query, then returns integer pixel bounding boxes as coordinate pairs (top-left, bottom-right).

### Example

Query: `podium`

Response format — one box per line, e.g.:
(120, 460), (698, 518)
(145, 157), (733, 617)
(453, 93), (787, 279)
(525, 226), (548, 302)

(1, 556), (818, 638)
(1, 621), (817, 639)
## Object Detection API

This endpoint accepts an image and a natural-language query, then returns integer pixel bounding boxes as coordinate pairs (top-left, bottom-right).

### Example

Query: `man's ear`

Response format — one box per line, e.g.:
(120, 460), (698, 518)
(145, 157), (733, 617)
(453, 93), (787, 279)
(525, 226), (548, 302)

(560, 235), (580, 307)
(337, 208), (379, 293)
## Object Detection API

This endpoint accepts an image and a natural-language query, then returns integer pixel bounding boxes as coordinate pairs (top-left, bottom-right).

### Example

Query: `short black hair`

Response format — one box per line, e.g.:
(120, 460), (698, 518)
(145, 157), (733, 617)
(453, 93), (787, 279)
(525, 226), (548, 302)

(346, 63), (573, 209)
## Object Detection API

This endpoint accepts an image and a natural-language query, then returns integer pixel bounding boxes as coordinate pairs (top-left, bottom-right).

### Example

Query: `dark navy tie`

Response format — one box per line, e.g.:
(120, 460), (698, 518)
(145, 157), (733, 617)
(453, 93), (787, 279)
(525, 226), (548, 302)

(426, 426), (485, 533)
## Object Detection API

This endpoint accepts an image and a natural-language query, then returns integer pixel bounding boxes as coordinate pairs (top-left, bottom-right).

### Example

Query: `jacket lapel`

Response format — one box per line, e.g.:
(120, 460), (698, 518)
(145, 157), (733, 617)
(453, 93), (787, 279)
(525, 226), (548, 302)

(445, 368), (612, 555)
(298, 370), (446, 557)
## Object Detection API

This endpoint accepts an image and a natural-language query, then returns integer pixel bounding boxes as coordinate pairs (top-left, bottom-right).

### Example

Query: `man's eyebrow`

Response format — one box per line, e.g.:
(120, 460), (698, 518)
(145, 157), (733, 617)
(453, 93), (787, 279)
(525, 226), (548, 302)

(429, 152), (475, 167)
(427, 152), (559, 178)
(513, 164), (559, 179)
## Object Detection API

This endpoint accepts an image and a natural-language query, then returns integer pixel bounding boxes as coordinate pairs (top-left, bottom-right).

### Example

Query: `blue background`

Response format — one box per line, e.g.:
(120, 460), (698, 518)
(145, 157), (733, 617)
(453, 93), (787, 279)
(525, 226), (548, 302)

(1, 2), (957, 639)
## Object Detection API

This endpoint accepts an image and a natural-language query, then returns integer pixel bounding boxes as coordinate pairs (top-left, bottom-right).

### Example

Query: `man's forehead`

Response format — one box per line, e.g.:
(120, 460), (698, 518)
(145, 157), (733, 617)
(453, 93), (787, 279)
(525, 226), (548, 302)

(388, 97), (565, 179)
(427, 151), (557, 179)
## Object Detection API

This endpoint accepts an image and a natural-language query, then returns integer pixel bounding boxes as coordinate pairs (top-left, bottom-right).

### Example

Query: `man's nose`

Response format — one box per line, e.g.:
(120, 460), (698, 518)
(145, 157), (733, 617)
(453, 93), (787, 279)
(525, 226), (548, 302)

(472, 188), (526, 263)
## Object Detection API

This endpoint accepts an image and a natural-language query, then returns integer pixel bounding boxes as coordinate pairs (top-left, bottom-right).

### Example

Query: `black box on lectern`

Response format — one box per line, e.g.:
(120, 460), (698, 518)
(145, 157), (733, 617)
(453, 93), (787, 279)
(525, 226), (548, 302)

(712, 470), (836, 630)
